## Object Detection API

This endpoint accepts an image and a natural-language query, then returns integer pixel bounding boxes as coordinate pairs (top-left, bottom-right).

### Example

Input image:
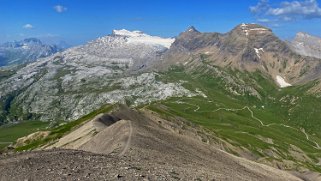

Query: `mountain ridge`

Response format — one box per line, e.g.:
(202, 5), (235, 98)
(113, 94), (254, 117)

(161, 23), (321, 88)
(2, 24), (321, 125)
(0, 38), (63, 67)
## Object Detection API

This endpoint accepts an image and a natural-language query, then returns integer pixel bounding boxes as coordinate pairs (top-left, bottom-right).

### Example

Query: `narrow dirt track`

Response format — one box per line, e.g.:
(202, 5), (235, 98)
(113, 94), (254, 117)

(119, 120), (133, 156)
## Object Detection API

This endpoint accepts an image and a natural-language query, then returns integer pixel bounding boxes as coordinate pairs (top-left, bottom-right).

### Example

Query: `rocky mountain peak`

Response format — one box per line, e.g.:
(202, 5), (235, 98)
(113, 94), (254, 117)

(295, 32), (312, 39)
(0, 38), (62, 66)
(168, 26), (219, 53)
(2, 38), (42, 48)
(290, 32), (321, 59)
(294, 32), (320, 43)
(185, 26), (199, 33)
(233, 23), (272, 37)
(23, 38), (43, 44)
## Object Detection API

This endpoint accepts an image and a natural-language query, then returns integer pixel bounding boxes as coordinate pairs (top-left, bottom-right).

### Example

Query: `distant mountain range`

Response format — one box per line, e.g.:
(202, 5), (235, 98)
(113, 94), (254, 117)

(0, 38), (63, 67)
(289, 32), (321, 59)
(2, 24), (321, 123)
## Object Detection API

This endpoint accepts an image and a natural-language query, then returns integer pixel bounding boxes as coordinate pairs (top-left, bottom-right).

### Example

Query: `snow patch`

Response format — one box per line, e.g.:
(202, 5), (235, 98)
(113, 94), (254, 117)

(22, 44), (29, 50)
(276, 75), (292, 88)
(249, 28), (268, 31)
(240, 23), (248, 36)
(113, 29), (174, 48)
(244, 30), (249, 36)
(113, 29), (144, 37)
(240, 24), (268, 36)
(254, 48), (264, 58)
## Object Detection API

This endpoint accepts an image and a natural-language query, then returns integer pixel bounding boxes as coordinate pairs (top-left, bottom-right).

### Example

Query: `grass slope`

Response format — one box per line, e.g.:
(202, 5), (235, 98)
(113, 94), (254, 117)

(0, 104), (114, 152)
(148, 65), (321, 172)
(0, 121), (49, 149)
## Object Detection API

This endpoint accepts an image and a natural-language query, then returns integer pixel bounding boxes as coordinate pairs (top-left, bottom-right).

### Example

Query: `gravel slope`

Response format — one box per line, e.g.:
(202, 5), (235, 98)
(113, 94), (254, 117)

(0, 107), (302, 181)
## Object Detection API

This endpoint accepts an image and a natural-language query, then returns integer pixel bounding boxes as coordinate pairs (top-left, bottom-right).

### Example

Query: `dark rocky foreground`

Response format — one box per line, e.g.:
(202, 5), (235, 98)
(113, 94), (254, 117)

(0, 108), (303, 181)
(0, 148), (301, 181)
(2, 149), (202, 181)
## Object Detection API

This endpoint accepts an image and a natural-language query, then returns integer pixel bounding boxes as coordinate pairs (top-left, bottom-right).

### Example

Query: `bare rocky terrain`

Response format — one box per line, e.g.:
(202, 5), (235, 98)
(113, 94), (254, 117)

(163, 24), (321, 87)
(0, 106), (304, 181)
(0, 148), (302, 181)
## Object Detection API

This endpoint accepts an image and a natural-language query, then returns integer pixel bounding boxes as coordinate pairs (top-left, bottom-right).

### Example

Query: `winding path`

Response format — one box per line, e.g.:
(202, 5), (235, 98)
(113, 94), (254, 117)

(170, 99), (321, 150)
(119, 120), (133, 156)
(213, 106), (321, 150)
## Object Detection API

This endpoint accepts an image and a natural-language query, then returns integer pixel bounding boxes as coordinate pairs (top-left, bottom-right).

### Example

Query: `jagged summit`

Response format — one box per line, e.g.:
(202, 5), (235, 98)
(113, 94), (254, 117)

(0, 38), (62, 66)
(185, 26), (199, 33)
(290, 32), (321, 59)
(296, 32), (311, 37)
(294, 32), (321, 42)
(23, 38), (43, 44)
(3, 38), (43, 48)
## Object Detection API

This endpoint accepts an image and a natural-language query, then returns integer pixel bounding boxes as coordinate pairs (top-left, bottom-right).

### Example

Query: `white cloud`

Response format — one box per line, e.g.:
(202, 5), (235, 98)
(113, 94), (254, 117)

(250, 0), (270, 14)
(250, 0), (321, 23)
(257, 18), (271, 23)
(23, 24), (33, 29)
(268, 0), (321, 18)
(54, 5), (67, 13)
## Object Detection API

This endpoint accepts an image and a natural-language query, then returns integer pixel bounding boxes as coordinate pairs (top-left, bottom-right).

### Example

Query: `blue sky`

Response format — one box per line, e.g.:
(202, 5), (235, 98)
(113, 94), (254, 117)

(1, 0), (321, 45)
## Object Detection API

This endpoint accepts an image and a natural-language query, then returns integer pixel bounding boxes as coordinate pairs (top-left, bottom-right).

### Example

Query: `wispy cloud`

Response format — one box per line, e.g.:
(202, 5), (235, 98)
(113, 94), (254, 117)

(23, 24), (33, 29)
(250, 0), (321, 23)
(257, 18), (271, 23)
(54, 5), (67, 13)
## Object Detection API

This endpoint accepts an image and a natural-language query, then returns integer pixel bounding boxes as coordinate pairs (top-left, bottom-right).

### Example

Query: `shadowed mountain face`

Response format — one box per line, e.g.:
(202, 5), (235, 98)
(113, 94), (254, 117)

(0, 38), (62, 67)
